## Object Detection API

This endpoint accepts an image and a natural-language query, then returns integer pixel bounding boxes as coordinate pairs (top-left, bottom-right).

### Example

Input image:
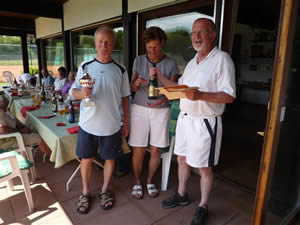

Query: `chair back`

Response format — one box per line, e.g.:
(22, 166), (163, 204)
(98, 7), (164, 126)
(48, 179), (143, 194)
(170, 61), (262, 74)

(2, 71), (15, 86)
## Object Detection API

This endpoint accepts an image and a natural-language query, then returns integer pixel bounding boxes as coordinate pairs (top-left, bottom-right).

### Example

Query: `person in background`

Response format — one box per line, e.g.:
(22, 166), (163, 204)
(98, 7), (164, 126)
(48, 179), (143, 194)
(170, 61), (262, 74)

(61, 70), (77, 98)
(41, 68), (55, 88)
(0, 94), (52, 157)
(71, 26), (130, 214)
(129, 26), (179, 199)
(158, 18), (236, 225)
(52, 67), (68, 93)
(16, 73), (34, 88)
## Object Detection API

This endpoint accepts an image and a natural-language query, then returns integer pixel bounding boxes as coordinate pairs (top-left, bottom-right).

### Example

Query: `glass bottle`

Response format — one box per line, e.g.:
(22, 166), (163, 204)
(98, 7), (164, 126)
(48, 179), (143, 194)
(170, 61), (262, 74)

(51, 93), (57, 112)
(68, 100), (75, 123)
(148, 63), (158, 99)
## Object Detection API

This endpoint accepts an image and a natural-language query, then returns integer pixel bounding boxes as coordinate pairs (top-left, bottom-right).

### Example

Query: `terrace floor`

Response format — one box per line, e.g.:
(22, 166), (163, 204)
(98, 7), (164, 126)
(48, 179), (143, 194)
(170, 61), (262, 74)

(0, 151), (255, 225)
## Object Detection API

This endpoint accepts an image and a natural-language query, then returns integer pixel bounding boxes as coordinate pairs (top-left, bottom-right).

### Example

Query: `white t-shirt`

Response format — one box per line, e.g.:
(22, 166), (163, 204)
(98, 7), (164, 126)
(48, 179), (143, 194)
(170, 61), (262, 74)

(179, 47), (236, 117)
(53, 78), (67, 91)
(16, 73), (32, 86)
(71, 58), (131, 136)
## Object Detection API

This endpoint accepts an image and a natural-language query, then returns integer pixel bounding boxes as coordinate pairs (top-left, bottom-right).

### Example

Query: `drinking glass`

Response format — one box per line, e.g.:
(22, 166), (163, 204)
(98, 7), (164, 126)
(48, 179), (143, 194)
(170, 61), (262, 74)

(79, 78), (96, 107)
(57, 103), (66, 122)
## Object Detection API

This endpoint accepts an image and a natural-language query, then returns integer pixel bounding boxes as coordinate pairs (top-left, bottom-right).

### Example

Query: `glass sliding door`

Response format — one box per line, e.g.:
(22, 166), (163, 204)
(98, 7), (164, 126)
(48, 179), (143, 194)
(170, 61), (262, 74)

(263, 1), (300, 224)
(139, 0), (214, 74)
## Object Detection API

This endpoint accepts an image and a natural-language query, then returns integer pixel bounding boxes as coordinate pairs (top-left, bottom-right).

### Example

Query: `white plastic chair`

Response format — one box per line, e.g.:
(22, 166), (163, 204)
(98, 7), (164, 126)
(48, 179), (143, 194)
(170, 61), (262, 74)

(146, 136), (175, 191)
(0, 153), (34, 212)
(160, 136), (175, 191)
(2, 71), (15, 86)
(0, 132), (37, 181)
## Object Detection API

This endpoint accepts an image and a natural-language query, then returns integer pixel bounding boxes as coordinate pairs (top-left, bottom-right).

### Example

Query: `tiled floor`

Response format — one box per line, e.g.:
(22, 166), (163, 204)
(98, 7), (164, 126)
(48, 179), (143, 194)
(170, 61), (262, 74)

(0, 152), (255, 225)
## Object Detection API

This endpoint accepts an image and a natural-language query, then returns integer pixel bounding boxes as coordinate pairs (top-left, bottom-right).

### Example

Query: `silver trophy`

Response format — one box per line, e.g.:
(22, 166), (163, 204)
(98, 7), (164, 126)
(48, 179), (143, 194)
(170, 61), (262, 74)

(80, 74), (96, 107)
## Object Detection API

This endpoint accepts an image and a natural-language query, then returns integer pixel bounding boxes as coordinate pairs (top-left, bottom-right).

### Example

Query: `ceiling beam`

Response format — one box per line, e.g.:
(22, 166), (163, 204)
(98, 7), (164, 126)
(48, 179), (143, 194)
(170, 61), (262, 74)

(0, 16), (35, 32)
(1, 2), (63, 18)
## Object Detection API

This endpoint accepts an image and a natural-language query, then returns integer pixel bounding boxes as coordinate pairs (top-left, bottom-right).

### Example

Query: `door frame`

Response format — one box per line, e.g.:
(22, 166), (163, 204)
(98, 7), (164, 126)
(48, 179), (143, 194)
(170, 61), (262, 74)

(252, 0), (298, 224)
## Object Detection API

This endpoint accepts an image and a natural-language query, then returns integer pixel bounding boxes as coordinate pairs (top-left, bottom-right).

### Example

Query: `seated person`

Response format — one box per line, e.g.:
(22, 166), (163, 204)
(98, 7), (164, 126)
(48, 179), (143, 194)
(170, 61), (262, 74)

(16, 73), (33, 87)
(0, 96), (51, 156)
(52, 67), (68, 93)
(61, 70), (77, 98)
(42, 68), (55, 88)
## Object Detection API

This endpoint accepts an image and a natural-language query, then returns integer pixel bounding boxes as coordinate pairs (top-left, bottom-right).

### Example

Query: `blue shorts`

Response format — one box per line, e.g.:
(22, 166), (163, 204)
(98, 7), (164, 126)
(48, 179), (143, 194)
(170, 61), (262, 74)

(76, 127), (122, 160)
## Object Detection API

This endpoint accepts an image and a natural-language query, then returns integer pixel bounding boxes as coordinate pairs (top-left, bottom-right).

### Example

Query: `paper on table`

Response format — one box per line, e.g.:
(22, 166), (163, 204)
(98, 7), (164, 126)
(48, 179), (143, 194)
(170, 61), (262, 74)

(156, 85), (199, 100)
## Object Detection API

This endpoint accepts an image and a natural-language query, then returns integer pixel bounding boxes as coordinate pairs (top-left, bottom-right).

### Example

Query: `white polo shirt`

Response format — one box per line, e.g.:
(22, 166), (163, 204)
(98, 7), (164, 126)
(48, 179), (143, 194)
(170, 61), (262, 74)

(53, 78), (67, 91)
(71, 58), (131, 136)
(179, 47), (235, 117)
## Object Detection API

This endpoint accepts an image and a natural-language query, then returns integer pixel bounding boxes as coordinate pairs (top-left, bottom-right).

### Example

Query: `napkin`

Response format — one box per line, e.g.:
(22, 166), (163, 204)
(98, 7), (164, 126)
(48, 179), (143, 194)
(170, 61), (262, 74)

(38, 115), (56, 119)
(21, 106), (39, 118)
(67, 126), (79, 134)
(56, 122), (66, 126)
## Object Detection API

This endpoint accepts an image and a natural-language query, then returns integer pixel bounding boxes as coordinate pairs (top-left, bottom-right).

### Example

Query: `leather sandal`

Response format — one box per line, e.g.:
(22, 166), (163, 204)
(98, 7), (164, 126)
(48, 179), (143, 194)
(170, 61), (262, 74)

(99, 191), (114, 210)
(76, 193), (91, 214)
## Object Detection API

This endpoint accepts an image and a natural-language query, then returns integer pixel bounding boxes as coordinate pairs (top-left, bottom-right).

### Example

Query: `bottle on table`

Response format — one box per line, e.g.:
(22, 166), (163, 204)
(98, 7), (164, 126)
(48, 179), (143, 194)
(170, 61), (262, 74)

(148, 63), (158, 99)
(68, 100), (75, 123)
(51, 93), (57, 112)
(41, 85), (46, 102)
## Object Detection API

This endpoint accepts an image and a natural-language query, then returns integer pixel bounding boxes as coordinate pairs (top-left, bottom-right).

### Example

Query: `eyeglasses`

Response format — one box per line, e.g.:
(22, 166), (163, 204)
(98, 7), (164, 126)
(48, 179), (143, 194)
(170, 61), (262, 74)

(190, 30), (210, 36)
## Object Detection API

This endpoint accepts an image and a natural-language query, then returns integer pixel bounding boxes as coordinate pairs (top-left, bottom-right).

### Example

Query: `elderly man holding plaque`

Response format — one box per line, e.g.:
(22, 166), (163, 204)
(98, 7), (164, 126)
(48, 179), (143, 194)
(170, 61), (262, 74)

(71, 26), (130, 214)
(155, 18), (236, 225)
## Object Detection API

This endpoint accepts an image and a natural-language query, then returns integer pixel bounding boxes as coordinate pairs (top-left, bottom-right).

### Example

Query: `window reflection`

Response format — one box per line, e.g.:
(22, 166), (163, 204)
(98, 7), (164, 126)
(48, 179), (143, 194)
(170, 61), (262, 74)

(45, 36), (65, 77)
(146, 13), (213, 73)
(0, 36), (23, 79)
(72, 26), (124, 69)
(27, 35), (38, 75)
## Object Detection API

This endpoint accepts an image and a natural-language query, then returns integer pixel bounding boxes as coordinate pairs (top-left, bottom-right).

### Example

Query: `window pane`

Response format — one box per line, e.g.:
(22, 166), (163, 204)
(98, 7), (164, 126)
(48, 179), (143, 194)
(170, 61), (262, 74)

(45, 36), (65, 77)
(27, 36), (39, 75)
(72, 26), (124, 70)
(146, 12), (213, 74)
(0, 36), (23, 84)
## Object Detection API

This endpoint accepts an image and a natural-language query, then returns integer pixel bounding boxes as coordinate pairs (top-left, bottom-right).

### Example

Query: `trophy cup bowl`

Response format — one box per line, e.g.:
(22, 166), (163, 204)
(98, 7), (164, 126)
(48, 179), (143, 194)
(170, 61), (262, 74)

(79, 78), (96, 107)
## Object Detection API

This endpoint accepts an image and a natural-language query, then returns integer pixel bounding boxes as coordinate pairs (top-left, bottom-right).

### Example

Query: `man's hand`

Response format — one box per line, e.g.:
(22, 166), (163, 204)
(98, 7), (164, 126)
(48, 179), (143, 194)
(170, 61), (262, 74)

(81, 87), (93, 99)
(122, 120), (130, 137)
(183, 89), (203, 101)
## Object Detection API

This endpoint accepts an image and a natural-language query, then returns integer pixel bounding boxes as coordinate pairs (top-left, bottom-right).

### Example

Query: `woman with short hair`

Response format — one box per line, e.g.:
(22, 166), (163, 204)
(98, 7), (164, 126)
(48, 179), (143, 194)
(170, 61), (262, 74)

(129, 26), (179, 199)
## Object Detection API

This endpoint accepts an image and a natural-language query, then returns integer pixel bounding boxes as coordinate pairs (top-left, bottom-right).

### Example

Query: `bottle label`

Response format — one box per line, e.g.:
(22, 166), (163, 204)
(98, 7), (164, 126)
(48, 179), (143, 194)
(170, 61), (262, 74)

(148, 86), (157, 97)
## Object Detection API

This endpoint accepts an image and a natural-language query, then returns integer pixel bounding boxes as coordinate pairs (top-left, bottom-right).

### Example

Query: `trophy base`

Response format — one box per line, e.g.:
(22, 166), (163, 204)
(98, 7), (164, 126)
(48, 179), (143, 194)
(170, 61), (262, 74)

(82, 100), (96, 107)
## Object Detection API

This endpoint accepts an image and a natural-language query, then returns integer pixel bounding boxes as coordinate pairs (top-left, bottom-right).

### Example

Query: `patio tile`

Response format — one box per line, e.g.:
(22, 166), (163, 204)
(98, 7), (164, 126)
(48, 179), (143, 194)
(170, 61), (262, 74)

(10, 184), (58, 219)
(78, 201), (154, 225)
(225, 213), (252, 225)
(0, 200), (15, 224)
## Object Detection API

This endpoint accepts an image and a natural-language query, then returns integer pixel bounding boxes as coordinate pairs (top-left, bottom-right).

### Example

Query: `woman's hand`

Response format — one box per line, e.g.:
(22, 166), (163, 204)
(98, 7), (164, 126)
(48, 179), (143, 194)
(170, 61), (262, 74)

(132, 77), (147, 92)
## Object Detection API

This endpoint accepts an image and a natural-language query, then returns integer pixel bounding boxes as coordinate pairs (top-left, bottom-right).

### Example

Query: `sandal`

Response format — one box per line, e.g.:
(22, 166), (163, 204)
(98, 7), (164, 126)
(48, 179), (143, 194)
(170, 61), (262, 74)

(99, 191), (114, 210)
(76, 193), (91, 214)
(132, 185), (143, 199)
(147, 184), (159, 198)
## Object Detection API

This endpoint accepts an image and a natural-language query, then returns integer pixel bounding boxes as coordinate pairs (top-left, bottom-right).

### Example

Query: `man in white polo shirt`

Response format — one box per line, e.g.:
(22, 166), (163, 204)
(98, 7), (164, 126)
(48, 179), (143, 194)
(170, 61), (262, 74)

(156, 18), (235, 225)
(71, 26), (130, 214)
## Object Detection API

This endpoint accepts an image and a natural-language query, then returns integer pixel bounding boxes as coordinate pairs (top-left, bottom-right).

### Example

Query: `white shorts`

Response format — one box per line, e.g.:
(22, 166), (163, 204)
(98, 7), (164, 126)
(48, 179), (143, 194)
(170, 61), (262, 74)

(174, 112), (222, 168)
(128, 104), (170, 148)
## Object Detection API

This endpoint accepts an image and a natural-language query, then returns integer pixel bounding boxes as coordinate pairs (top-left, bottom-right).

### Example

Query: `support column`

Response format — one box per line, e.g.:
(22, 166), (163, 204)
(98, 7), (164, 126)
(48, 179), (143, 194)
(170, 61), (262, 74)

(21, 33), (29, 73)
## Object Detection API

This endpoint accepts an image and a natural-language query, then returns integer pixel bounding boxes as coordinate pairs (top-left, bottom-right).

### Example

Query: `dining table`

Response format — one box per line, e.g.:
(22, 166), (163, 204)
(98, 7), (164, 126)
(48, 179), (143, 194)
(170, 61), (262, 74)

(9, 97), (79, 168)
